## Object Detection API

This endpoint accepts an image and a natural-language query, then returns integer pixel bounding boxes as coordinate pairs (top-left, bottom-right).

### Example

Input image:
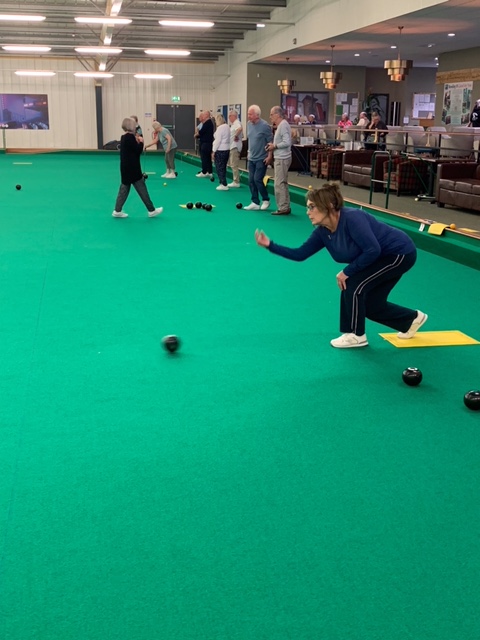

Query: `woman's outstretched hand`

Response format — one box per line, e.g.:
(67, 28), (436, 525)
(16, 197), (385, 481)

(255, 229), (270, 248)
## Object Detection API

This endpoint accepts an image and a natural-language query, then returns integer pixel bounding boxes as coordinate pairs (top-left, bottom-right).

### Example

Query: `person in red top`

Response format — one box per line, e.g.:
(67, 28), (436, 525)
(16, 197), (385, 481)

(338, 113), (353, 129)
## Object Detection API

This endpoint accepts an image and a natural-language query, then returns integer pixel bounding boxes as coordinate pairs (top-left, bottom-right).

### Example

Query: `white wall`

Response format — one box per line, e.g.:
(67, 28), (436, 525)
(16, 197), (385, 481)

(0, 57), (217, 149)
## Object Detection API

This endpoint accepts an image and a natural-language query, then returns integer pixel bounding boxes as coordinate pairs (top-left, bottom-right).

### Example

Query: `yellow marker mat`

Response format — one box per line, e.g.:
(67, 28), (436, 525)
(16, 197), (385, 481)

(380, 330), (480, 348)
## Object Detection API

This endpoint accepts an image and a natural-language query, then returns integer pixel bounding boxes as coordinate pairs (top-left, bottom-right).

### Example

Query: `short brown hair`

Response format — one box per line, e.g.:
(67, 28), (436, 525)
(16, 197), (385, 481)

(306, 182), (344, 212)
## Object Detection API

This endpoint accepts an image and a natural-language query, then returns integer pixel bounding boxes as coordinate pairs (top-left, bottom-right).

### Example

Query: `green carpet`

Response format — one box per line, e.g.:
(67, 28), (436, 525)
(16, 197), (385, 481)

(1, 152), (479, 640)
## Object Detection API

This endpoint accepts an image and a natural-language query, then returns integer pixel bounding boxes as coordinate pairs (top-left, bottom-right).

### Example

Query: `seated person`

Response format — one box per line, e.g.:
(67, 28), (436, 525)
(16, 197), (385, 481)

(364, 112), (387, 149)
(356, 111), (370, 128)
(307, 114), (317, 125)
(338, 113), (353, 130)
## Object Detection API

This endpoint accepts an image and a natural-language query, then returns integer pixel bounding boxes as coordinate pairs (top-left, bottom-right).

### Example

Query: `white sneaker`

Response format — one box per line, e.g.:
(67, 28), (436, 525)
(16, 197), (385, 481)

(397, 311), (428, 339)
(244, 203), (261, 211)
(227, 182), (240, 188)
(148, 207), (163, 218)
(165, 172), (176, 179)
(112, 210), (128, 218)
(330, 333), (368, 348)
(260, 200), (270, 211)
(216, 184), (229, 191)
(196, 172), (208, 178)
(161, 172), (169, 178)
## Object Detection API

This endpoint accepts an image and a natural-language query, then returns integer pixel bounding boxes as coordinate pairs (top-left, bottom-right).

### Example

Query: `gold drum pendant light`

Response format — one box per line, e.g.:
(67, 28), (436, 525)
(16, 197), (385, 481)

(320, 45), (342, 89)
(384, 27), (413, 81)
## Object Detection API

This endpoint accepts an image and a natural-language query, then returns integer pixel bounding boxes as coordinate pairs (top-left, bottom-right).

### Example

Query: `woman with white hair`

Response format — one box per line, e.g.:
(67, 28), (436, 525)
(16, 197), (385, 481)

(112, 117), (163, 218)
(145, 121), (178, 178)
(212, 113), (231, 190)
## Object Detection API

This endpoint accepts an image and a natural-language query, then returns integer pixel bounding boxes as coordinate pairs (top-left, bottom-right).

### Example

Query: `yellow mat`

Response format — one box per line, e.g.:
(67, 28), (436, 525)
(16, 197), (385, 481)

(380, 330), (480, 348)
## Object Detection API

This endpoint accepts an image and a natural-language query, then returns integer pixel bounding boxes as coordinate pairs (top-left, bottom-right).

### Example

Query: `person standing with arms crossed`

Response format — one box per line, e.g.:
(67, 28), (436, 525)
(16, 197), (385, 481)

(227, 110), (243, 188)
(212, 114), (231, 191)
(254, 183), (427, 348)
(244, 105), (273, 211)
(266, 106), (292, 215)
(195, 110), (214, 178)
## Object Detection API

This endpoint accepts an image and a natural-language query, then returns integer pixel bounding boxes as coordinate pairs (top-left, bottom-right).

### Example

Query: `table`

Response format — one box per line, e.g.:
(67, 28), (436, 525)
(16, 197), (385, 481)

(291, 143), (323, 174)
(405, 155), (473, 202)
(1, 150), (479, 640)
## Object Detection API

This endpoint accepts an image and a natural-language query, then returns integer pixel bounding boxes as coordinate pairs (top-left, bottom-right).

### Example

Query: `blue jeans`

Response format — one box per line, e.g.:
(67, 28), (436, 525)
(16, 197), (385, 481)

(248, 159), (269, 205)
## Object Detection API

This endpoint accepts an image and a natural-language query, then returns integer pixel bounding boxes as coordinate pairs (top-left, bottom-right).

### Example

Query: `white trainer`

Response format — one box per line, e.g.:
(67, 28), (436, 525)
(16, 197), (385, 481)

(148, 207), (163, 218)
(330, 333), (368, 348)
(161, 172), (169, 178)
(112, 211), (128, 218)
(397, 311), (428, 339)
(216, 184), (229, 191)
(227, 182), (240, 188)
(260, 200), (270, 210)
(164, 172), (176, 179)
(244, 203), (260, 210)
(196, 172), (208, 178)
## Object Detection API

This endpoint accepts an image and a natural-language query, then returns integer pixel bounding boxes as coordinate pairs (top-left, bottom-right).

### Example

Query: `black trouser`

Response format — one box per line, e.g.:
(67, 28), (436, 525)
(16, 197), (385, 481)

(200, 142), (213, 174)
(340, 252), (417, 336)
(114, 178), (155, 213)
(214, 150), (229, 186)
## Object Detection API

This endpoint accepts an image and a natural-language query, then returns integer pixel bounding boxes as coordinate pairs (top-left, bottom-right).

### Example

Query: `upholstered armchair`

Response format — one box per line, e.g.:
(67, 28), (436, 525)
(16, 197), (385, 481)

(383, 156), (429, 196)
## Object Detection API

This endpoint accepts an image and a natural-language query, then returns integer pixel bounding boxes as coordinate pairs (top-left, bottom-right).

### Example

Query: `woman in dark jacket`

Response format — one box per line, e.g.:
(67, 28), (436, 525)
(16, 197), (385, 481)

(112, 117), (163, 218)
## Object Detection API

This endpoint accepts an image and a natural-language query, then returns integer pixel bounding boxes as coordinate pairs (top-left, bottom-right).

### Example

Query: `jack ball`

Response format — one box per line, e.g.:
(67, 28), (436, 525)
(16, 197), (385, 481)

(162, 335), (181, 354)
(402, 367), (423, 386)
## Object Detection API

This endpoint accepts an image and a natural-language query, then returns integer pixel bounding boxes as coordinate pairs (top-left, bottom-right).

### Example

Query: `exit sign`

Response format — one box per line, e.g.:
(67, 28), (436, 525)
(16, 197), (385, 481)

(171, 96), (181, 102)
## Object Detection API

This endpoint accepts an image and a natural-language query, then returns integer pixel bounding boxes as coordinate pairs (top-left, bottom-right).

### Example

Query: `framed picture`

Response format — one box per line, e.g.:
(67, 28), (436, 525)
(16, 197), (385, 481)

(365, 93), (389, 122)
(280, 91), (329, 124)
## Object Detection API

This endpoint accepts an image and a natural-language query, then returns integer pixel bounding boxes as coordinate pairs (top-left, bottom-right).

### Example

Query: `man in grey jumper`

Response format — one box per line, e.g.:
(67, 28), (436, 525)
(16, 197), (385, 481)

(266, 106), (292, 215)
(244, 104), (273, 211)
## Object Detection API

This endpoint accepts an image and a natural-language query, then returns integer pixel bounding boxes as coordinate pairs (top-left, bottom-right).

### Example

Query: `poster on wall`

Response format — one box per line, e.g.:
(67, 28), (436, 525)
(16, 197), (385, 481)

(280, 92), (329, 124)
(0, 94), (50, 129)
(442, 82), (472, 125)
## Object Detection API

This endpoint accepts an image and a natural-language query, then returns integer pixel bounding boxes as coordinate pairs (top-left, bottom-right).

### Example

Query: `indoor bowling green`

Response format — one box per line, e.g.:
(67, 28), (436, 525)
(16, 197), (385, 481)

(1, 150), (480, 640)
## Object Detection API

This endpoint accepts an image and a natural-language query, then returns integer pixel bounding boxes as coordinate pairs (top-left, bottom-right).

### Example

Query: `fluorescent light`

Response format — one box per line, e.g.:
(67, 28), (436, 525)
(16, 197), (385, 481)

(99, 62), (106, 71)
(75, 47), (122, 54)
(257, 23), (265, 28)
(354, 53), (360, 57)
(74, 17), (132, 25)
(159, 20), (214, 28)
(15, 70), (55, 76)
(103, 34), (112, 45)
(74, 72), (114, 78)
(390, 45), (397, 49)
(3, 45), (51, 52)
(134, 73), (173, 79)
(144, 49), (190, 56)
(447, 32), (455, 37)
(0, 14), (46, 22)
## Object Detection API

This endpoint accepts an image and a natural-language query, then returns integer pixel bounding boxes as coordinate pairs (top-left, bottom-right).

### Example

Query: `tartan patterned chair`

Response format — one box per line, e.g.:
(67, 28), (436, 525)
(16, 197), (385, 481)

(310, 148), (344, 180)
(383, 156), (429, 196)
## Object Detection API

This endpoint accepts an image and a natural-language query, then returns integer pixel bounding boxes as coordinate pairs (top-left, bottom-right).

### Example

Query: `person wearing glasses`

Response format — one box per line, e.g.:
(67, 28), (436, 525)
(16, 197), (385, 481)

(254, 182), (427, 348)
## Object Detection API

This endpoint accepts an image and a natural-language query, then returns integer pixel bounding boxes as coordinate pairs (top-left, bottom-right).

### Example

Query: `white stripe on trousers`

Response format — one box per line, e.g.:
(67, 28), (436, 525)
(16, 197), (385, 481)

(350, 254), (405, 335)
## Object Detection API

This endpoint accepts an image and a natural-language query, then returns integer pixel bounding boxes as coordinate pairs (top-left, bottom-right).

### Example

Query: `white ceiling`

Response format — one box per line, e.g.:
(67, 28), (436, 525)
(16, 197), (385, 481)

(259, 0), (480, 68)
(0, 0), (479, 70)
